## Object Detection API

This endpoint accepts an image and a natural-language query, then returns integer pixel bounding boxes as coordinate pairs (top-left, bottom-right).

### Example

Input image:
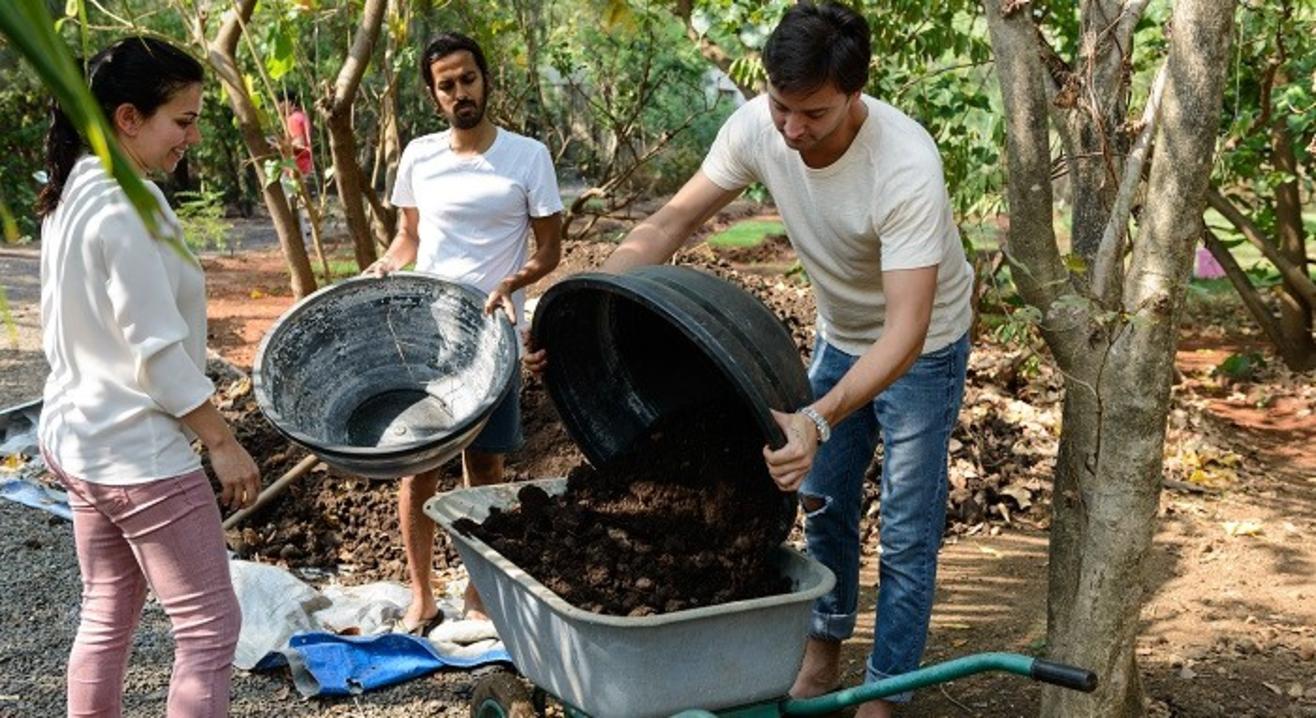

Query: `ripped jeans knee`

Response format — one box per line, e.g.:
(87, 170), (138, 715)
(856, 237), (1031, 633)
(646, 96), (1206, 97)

(799, 491), (829, 516)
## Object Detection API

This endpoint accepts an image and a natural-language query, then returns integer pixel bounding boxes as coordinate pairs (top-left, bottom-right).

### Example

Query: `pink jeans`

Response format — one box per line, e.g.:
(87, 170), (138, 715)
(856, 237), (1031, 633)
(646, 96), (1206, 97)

(46, 453), (240, 718)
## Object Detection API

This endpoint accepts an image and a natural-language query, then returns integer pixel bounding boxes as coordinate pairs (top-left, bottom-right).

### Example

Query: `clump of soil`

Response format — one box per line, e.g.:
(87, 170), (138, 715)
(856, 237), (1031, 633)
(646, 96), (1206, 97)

(455, 409), (794, 616)
(712, 233), (795, 265)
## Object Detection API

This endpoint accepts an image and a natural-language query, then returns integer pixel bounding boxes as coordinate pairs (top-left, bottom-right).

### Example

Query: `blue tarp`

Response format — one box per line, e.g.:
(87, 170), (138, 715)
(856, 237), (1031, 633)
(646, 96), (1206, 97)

(254, 631), (512, 697)
(0, 477), (72, 521)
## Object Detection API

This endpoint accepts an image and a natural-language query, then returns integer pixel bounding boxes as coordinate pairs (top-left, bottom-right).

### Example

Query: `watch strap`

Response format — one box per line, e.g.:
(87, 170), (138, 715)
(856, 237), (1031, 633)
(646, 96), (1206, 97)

(798, 406), (830, 443)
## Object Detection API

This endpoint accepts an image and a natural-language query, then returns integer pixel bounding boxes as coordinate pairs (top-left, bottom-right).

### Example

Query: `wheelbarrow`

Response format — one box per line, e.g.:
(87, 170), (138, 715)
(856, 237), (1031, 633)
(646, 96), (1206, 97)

(424, 480), (1097, 718)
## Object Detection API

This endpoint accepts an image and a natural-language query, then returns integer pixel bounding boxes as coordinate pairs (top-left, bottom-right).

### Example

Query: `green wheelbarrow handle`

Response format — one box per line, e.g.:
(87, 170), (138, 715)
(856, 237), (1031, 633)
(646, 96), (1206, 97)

(781, 652), (1098, 716)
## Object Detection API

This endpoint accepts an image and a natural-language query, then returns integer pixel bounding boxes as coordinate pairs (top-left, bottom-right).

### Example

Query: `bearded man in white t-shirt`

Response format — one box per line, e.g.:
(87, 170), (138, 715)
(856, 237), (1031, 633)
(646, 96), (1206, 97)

(527, 3), (971, 715)
(366, 32), (563, 633)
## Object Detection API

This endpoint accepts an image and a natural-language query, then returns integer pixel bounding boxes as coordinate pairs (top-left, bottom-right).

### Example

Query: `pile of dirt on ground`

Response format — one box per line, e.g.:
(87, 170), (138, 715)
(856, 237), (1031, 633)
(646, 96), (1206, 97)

(204, 353), (585, 582)
(455, 409), (793, 616)
(711, 233), (795, 265)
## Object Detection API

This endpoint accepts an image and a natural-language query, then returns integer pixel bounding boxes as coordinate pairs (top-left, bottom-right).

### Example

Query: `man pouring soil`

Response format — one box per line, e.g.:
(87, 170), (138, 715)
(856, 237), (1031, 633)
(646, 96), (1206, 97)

(527, 3), (971, 715)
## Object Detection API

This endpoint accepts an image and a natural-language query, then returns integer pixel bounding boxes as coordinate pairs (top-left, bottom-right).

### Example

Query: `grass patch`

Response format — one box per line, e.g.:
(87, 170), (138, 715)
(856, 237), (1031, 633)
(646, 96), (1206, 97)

(708, 219), (785, 248)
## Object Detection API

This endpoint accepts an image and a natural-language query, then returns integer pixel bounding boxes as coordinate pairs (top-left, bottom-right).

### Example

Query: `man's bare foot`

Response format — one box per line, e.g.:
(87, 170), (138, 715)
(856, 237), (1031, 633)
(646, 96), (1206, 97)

(463, 581), (490, 621)
(790, 637), (842, 698)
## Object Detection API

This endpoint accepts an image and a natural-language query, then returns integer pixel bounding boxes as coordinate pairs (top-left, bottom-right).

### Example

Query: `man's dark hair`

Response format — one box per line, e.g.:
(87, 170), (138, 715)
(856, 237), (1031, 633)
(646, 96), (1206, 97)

(762, 2), (871, 96)
(419, 32), (490, 94)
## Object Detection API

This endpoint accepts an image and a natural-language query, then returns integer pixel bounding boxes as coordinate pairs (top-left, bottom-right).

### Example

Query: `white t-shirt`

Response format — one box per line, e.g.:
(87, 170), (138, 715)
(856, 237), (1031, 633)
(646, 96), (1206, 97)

(701, 95), (974, 356)
(39, 156), (214, 484)
(391, 128), (563, 326)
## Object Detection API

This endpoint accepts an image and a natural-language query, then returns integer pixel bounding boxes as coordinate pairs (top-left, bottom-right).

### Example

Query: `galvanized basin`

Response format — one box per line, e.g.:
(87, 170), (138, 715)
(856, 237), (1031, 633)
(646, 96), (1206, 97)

(426, 479), (836, 717)
(253, 273), (517, 479)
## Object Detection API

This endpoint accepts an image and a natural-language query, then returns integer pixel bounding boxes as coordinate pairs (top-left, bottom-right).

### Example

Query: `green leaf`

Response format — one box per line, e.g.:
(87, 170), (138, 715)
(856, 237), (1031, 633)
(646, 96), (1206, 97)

(0, 287), (17, 350)
(265, 23), (295, 80)
(1214, 352), (1263, 380)
(263, 159), (284, 189)
(244, 74), (264, 109)
(602, 0), (633, 31)
(1063, 253), (1088, 275)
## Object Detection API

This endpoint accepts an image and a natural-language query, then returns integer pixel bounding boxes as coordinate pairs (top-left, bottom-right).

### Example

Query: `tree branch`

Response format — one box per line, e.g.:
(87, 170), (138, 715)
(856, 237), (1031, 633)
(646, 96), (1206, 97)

(1122, 0), (1233, 312)
(1092, 61), (1167, 304)
(671, 0), (757, 99)
(1206, 188), (1316, 307)
(1202, 228), (1307, 366)
(1114, 0), (1153, 51)
(330, 0), (386, 116)
(983, 0), (1076, 342)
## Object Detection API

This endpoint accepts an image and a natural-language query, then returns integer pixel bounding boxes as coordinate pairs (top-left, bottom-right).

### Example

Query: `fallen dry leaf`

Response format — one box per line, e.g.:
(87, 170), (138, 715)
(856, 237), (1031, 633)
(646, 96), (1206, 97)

(1223, 520), (1264, 537)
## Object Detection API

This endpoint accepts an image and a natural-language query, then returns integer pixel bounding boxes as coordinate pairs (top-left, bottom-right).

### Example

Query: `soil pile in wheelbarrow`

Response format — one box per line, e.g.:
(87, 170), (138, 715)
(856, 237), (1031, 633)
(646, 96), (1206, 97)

(455, 407), (792, 616)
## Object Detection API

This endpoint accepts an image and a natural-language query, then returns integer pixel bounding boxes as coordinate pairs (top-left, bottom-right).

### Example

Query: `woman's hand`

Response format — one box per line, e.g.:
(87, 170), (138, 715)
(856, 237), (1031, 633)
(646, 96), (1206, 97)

(210, 438), (260, 510)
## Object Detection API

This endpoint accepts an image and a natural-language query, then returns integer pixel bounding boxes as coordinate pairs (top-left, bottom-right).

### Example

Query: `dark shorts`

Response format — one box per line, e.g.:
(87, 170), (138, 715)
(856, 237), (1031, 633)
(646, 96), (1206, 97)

(468, 371), (523, 455)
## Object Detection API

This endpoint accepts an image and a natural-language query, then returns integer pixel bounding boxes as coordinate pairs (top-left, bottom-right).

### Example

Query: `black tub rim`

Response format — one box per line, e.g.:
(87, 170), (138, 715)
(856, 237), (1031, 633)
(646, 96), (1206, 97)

(529, 265), (813, 467)
(252, 271), (517, 461)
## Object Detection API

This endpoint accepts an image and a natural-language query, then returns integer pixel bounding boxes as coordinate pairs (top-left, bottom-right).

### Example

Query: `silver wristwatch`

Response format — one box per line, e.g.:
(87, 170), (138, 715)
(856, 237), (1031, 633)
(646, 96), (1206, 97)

(798, 406), (831, 443)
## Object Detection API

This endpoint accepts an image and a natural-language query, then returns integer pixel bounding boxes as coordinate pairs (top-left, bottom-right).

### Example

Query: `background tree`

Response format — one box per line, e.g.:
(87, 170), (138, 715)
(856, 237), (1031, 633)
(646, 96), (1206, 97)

(984, 0), (1235, 715)
(319, 0), (385, 270)
(190, 0), (317, 297)
(1203, 0), (1315, 370)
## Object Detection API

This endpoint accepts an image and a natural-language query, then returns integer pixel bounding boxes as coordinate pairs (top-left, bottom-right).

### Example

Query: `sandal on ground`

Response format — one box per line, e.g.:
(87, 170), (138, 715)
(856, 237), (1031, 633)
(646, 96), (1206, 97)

(391, 610), (445, 636)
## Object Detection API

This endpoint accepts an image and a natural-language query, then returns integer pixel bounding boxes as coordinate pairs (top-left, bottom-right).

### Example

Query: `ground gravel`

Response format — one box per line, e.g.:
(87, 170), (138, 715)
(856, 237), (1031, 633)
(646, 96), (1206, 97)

(0, 500), (486, 717)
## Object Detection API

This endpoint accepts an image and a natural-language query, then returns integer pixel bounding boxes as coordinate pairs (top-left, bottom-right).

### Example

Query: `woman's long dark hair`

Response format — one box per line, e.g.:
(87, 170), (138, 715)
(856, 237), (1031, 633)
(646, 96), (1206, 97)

(36, 36), (204, 219)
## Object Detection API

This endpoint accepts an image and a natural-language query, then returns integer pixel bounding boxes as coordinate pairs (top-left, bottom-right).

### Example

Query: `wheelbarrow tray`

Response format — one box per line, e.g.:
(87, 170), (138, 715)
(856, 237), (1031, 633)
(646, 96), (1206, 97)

(425, 478), (835, 718)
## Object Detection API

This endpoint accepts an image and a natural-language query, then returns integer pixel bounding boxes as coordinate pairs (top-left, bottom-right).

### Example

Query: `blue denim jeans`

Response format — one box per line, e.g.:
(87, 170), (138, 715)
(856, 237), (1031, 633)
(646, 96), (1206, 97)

(801, 332), (969, 702)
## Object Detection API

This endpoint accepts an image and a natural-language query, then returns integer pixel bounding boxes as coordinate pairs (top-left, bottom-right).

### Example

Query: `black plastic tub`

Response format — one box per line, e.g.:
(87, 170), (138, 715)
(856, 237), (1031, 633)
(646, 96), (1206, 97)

(253, 273), (517, 479)
(530, 265), (813, 532)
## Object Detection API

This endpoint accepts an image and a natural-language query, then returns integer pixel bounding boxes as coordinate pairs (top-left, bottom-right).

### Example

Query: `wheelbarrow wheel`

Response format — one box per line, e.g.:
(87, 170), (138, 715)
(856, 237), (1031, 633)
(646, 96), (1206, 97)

(470, 669), (539, 718)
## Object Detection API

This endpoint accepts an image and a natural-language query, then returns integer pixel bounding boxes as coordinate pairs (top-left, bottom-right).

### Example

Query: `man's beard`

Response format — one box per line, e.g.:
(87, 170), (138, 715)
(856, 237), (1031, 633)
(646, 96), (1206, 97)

(450, 99), (484, 130)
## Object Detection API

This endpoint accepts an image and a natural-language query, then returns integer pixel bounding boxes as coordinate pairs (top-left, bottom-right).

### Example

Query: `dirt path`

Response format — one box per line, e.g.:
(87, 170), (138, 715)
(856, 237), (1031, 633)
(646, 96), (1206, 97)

(0, 247), (47, 407)
(2, 234), (1314, 717)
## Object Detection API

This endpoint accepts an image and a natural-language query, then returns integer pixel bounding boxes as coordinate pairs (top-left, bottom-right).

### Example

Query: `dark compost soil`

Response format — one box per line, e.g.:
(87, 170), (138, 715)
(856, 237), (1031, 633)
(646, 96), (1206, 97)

(455, 409), (794, 616)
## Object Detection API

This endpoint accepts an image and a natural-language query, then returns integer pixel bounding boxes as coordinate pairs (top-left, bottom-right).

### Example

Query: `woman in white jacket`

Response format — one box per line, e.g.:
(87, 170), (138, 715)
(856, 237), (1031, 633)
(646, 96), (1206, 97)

(36, 37), (259, 718)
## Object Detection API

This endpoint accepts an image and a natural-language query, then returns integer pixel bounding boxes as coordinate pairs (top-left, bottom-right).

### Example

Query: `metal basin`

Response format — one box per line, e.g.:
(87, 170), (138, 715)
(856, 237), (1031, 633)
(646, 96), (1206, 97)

(253, 273), (517, 478)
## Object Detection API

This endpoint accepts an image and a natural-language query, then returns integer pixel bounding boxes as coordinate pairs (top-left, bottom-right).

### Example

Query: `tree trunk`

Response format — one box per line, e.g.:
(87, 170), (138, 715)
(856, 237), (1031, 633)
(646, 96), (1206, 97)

(1045, 1), (1235, 715)
(203, 1), (316, 298)
(1270, 112), (1316, 361)
(368, 0), (403, 247)
(986, 0), (1235, 714)
(322, 0), (386, 271)
(1063, 0), (1136, 268)
(1204, 228), (1315, 369)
